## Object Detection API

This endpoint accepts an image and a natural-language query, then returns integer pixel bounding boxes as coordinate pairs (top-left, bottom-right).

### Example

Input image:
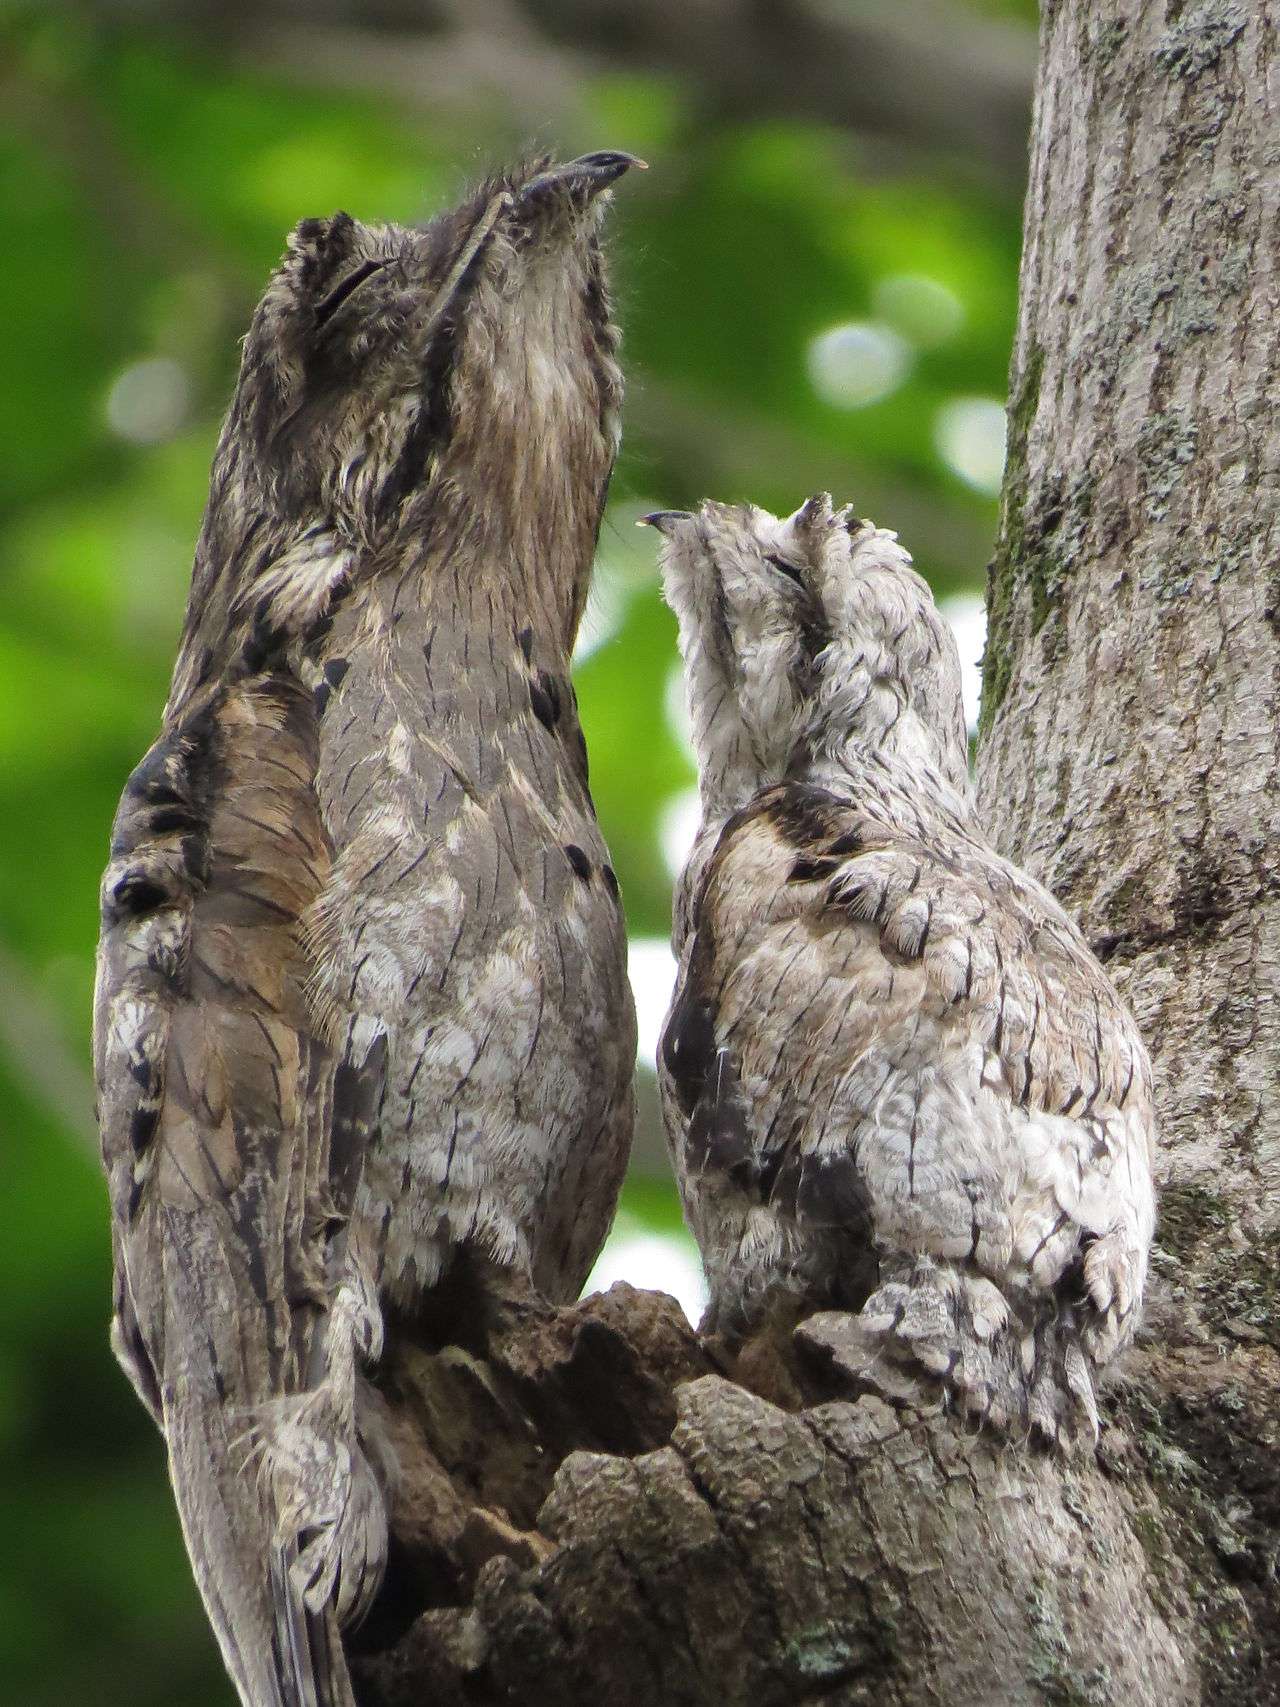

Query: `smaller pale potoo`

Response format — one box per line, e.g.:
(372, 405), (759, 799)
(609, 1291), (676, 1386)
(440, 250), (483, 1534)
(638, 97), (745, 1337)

(646, 495), (1155, 1443)
(95, 153), (640, 1707)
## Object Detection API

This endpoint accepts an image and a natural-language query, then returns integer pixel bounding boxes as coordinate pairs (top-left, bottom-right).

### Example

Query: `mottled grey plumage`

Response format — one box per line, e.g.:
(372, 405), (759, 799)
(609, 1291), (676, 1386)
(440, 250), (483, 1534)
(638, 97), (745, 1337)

(650, 495), (1154, 1443)
(95, 153), (639, 1706)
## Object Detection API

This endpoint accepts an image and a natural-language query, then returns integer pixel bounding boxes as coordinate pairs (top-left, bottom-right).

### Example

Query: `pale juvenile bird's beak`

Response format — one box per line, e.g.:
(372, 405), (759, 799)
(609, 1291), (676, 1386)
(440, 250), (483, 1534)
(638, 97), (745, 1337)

(637, 510), (692, 536)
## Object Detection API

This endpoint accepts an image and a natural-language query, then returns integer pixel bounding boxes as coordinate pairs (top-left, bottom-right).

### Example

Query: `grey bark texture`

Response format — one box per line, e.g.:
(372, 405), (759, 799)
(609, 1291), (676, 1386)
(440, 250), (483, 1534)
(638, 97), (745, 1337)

(977, 0), (1280, 1697)
(350, 3), (1278, 1702)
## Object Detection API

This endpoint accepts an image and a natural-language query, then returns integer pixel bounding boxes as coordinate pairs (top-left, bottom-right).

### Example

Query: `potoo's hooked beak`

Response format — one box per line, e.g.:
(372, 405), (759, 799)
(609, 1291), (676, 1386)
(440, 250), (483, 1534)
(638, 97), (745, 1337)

(637, 510), (692, 537)
(529, 151), (648, 199)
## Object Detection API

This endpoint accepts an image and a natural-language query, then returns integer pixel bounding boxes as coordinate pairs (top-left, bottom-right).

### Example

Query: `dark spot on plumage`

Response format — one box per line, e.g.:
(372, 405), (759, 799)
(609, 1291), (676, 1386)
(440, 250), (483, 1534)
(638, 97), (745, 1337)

(762, 782), (849, 853)
(376, 291), (466, 524)
(828, 829), (863, 857)
(917, 899), (934, 953)
(564, 843), (592, 881)
(241, 610), (284, 675)
(764, 553), (804, 586)
(112, 873), (169, 915)
(227, 1168), (272, 1308)
(313, 681), (331, 717)
(294, 214), (337, 252)
(575, 728), (590, 784)
(127, 1054), (158, 1093)
(180, 834), (208, 882)
(313, 257), (388, 331)
(684, 1045), (755, 1189)
(517, 625), (534, 664)
(1118, 1056), (1135, 1108)
(125, 1175), (146, 1222)
(662, 956), (718, 1120)
(132, 769), (186, 810)
(129, 1103), (159, 1156)
(796, 603), (832, 671)
(423, 629), (435, 668)
(147, 805), (202, 838)
(324, 657), (349, 690)
(329, 1033), (388, 1214)
(1054, 1248), (1091, 1310)
(788, 855), (842, 884)
(147, 941), (181, 981)
(113, 1288), (161, 1414)
(303, 604), (336, 652)
(601, 864), (620, 901)
(755, 1147), (786, 1197)
(530, 674), (560, 731)
(1060, 1084), (1083, 1116)
(124, 739), (196, 816)
(722, 1147), (759, 1194)
(795, 1149), (873, 1237)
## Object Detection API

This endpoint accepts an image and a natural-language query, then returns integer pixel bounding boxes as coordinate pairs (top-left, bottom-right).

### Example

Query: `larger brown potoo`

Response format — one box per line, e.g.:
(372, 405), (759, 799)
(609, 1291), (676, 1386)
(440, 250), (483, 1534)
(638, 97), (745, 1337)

(94, 154), (639, 1707)
(648, 495), (1154, 1445)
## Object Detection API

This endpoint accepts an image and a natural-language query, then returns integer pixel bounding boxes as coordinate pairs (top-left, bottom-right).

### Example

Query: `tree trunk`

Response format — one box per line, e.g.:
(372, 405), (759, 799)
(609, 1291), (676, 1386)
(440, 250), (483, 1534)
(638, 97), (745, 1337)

(351, 3), (1278, 1701)
(977, 0), (1280, 1696)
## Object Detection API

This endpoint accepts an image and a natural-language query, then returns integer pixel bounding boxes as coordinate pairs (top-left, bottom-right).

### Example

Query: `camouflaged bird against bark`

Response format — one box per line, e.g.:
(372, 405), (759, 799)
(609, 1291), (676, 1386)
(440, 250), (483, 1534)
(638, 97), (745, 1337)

(94, 153), (639, 1707)
(654, 494), (1154, 1445)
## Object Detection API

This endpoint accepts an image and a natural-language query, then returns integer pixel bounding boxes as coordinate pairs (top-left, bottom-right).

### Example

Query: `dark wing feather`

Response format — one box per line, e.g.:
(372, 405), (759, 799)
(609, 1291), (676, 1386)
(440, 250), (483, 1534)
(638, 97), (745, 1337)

(94, 666), (358, 1707)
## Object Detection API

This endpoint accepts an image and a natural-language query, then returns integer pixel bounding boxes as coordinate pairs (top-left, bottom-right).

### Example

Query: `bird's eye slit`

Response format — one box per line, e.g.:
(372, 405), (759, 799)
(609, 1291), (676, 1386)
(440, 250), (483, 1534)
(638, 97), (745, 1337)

(764, 553), (805, 585)
(313, 259), (387, 329)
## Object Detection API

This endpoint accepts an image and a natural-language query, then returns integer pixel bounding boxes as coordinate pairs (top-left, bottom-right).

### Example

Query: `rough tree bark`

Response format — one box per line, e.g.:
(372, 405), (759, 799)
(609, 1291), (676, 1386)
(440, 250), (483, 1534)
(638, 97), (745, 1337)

(978, 0), (1280, 1697)
(350, 4), (1277, 1702)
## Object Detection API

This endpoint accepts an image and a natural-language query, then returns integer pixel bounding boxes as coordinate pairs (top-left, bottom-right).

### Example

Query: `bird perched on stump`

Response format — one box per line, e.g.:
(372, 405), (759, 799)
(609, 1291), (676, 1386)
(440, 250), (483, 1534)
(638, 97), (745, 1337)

(94, 152), (641, 1707)
(646, 495), (1154, 1444)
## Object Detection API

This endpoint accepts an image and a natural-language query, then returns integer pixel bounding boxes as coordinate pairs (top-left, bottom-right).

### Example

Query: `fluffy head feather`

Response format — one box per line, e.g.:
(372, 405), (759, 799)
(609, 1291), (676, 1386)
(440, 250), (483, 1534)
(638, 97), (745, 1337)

(651, 494), (971, 818)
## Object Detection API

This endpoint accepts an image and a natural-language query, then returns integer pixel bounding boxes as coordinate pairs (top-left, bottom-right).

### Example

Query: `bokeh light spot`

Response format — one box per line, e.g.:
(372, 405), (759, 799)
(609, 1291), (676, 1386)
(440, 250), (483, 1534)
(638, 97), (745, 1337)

(872, 272), (965, 347)
(941, 596), (987, 731)
(659, 788), (701, 881)
(628, 935), (677, 1070)
(104, 358), (191, 445)
(934, 396), (1007, 494)
(587, 1215), (709, 1326)
(806, 321), (912, 410)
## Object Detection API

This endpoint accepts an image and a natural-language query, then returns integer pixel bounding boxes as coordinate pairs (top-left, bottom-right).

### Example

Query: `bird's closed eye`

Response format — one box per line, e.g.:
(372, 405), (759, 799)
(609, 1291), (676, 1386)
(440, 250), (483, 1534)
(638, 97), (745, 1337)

(313, 259), (387, 330)
(764, 553), (805, 586)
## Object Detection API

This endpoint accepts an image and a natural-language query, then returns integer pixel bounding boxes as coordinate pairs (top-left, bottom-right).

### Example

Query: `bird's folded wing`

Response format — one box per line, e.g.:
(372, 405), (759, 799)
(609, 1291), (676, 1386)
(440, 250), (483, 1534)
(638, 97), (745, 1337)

(94, 665), (360, 1707)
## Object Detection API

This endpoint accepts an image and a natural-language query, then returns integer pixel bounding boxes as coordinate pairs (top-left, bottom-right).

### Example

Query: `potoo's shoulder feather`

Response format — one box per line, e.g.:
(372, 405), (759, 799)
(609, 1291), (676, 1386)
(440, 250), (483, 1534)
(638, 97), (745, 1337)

(94, 653), (365, 1704)
(695, 781), (1154, 1132)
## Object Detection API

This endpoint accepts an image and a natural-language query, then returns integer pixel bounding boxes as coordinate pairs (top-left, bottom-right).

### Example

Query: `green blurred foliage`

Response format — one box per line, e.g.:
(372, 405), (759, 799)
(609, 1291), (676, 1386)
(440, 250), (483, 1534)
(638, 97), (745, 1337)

(2, 3), (1032, 1699)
